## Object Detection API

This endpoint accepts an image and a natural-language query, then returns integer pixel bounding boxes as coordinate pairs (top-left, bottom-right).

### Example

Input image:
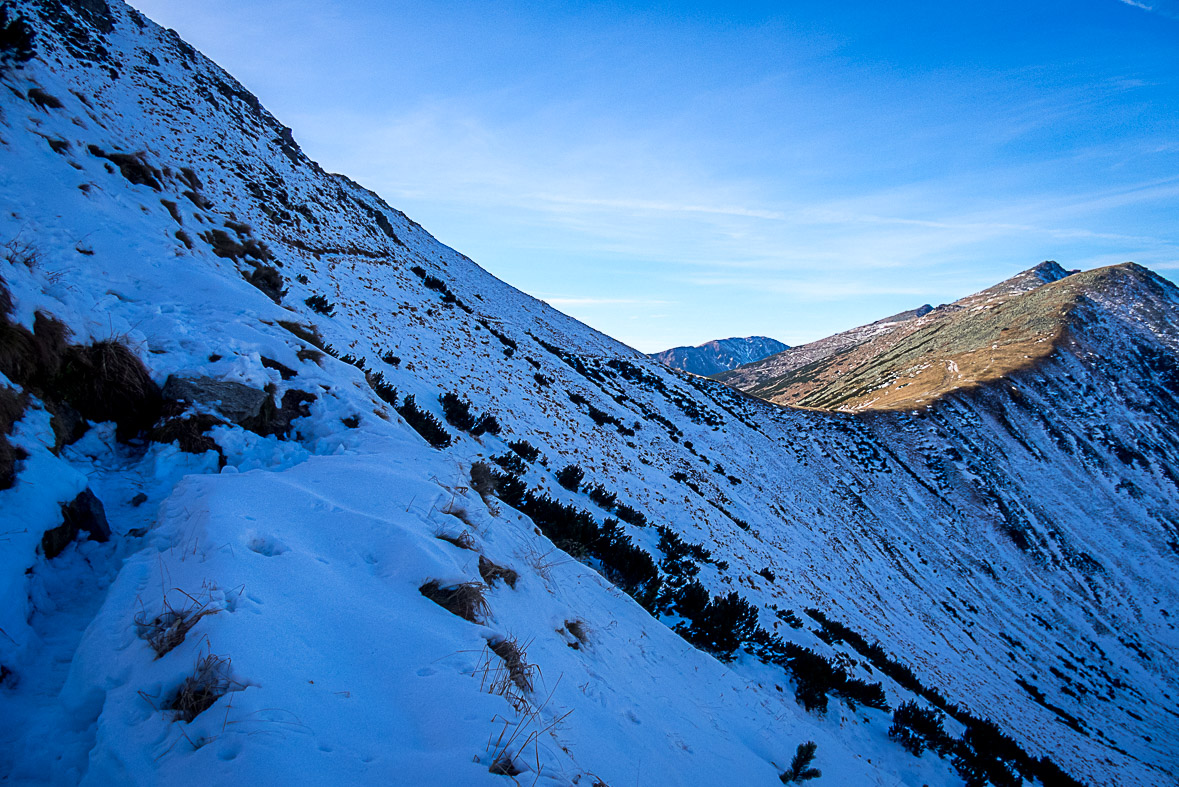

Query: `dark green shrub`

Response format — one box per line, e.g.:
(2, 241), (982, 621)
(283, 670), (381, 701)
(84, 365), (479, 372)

(779, 742), (821, 783)
(471, 414), (500, 437)
(367, 372), (397, 406)
(678, 591), (758, 660)
(491, 451), (526, 476)
(305, 294), (334, 316)
(584, 483), (616, 511)
(440, 392), (477, 430)
(508, 439), (541, 463)
(889, 700), (947, 756)
(556, 464), (583, 492)
(396, 394), (451, 449)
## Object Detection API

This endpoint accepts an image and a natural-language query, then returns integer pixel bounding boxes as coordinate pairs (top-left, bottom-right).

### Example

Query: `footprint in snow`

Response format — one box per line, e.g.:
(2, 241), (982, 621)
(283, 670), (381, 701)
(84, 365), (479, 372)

(247, 534), (289, 557)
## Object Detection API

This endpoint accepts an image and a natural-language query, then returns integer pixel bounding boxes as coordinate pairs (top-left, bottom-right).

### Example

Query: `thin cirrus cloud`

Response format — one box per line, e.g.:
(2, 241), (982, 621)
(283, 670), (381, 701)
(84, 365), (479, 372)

(128, 0), (1178, 352)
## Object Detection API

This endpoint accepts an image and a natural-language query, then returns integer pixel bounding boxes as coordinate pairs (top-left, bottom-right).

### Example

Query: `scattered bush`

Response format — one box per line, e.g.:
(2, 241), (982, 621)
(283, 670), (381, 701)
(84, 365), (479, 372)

(419, 580), (489, 624)
(677, 591), (758, 660)
(491, 451), (526, 476)
(245, 264), (284, 303)
(556, 464), (584, 492)
(508, 439), (541, 463)
(613, 501), (647, 528)
(380, 350), (401, 367)
(439, 392), (500, 436)
(304, 293), (335, 316)
(472, 413), (501, 436)
(889, 700), (947, 757)
(367, 372), (397, 406)
(584, 483), (617, 511)
(780, 742), (821, 784)
(396, 394), (451, 449)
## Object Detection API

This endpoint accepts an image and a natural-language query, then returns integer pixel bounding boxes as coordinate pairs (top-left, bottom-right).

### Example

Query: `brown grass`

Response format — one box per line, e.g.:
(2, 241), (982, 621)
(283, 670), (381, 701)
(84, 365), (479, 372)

(435, 529), (476, 551)
(58, 340), (162, 439)
(168, 654), (235, 722)
(478, 555), (519, 589)
(489, 637), (535, 694)
(419, 580), (489, 624)
(276, 320), (326, 351)
(135, 595), (219, 658)
(0, 311), (69, 390)
(470, 461), (498, 498)
(563, 619), (589, 648)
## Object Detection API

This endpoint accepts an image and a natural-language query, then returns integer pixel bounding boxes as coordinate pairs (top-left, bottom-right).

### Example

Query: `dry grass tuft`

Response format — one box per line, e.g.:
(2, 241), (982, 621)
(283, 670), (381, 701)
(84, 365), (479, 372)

(564, 619), (589, 648)
(58, 340), (162, 439)
(489, 637), (535, 694)
(478, 555), (519, 590)
(419, 580), (490, 624)
(488, 753), (522, 777)
(168, 654), (235, 722)
(135, 594), (219, 658)
(276, 320), (326, 351)
(435, 529), (476, 551)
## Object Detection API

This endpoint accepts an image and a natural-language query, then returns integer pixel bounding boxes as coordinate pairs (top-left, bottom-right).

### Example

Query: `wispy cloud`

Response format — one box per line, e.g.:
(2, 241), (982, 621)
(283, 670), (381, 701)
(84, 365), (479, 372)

(541, 296), (672, 306)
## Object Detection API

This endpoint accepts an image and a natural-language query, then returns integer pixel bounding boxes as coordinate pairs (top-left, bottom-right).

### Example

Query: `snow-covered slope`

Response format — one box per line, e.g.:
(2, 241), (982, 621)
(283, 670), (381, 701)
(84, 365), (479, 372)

(1, 3), (1177, 786)
(650, 336), (789, 377)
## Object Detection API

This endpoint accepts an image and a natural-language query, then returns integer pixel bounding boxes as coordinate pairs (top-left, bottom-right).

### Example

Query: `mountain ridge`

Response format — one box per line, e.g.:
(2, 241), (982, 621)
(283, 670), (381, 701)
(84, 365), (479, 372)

(0, 3), (1175, 786)
(718, 261), (1159, 411)
(650, 335), (789, 376)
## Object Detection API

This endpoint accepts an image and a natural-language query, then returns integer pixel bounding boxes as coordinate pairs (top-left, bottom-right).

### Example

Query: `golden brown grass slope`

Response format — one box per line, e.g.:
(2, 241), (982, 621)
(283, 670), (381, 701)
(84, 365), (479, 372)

(737, 262), (1157, 411)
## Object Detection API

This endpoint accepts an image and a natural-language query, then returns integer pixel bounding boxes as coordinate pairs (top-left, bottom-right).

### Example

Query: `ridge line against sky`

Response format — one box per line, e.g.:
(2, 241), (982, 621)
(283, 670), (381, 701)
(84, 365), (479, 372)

(129, 0), (1178, 352)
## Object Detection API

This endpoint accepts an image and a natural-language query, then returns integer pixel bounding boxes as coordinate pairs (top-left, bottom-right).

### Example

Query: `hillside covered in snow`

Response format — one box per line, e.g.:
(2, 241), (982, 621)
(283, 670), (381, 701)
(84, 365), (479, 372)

(1, 2), (1177, 786)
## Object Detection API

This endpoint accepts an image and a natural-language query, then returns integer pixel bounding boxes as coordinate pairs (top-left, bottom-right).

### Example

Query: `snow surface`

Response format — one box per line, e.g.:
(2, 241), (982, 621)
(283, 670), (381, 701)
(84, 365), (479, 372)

(0, 2), (1177, 785)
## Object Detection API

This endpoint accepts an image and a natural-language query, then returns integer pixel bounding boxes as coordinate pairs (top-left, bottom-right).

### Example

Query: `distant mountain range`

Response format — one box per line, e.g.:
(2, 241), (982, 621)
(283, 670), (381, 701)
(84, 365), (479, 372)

(649, 336), (789, 376)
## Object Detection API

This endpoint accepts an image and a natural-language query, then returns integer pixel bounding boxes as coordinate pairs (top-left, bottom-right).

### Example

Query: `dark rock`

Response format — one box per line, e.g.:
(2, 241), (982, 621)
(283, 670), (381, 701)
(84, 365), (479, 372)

(163, 376), (270, 428)
(161, 376), (315, 438)
(42, 488), (110, 559)
(129, 492), (148, 507)
(268, 389), (316, 437)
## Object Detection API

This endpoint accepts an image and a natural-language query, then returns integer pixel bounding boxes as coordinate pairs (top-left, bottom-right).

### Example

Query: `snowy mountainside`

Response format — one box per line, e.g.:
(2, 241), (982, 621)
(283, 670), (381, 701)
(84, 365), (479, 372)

(650, 336), (789, 376)
(0, 2), (1177, 786)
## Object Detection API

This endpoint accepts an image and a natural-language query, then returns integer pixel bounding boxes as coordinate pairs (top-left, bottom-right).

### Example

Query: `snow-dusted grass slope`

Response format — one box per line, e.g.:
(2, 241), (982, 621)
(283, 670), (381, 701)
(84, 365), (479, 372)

(0, 1), (1177, 785)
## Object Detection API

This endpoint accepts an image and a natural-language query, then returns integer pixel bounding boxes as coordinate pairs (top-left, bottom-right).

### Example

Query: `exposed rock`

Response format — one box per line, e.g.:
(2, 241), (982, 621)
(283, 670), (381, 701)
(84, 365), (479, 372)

(42, 488), (110, 559)
(163, 376), (271, 429)
(161, 376), (315, 438)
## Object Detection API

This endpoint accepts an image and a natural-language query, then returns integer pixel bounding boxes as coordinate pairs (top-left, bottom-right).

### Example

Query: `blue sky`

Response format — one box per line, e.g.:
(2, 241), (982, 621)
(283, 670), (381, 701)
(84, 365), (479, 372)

(130, 0), (1179, 352)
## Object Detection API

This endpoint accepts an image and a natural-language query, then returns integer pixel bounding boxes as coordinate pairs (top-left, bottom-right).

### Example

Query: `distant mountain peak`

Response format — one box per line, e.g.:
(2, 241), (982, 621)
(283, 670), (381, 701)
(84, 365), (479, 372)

(650, 335), (788, 376)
